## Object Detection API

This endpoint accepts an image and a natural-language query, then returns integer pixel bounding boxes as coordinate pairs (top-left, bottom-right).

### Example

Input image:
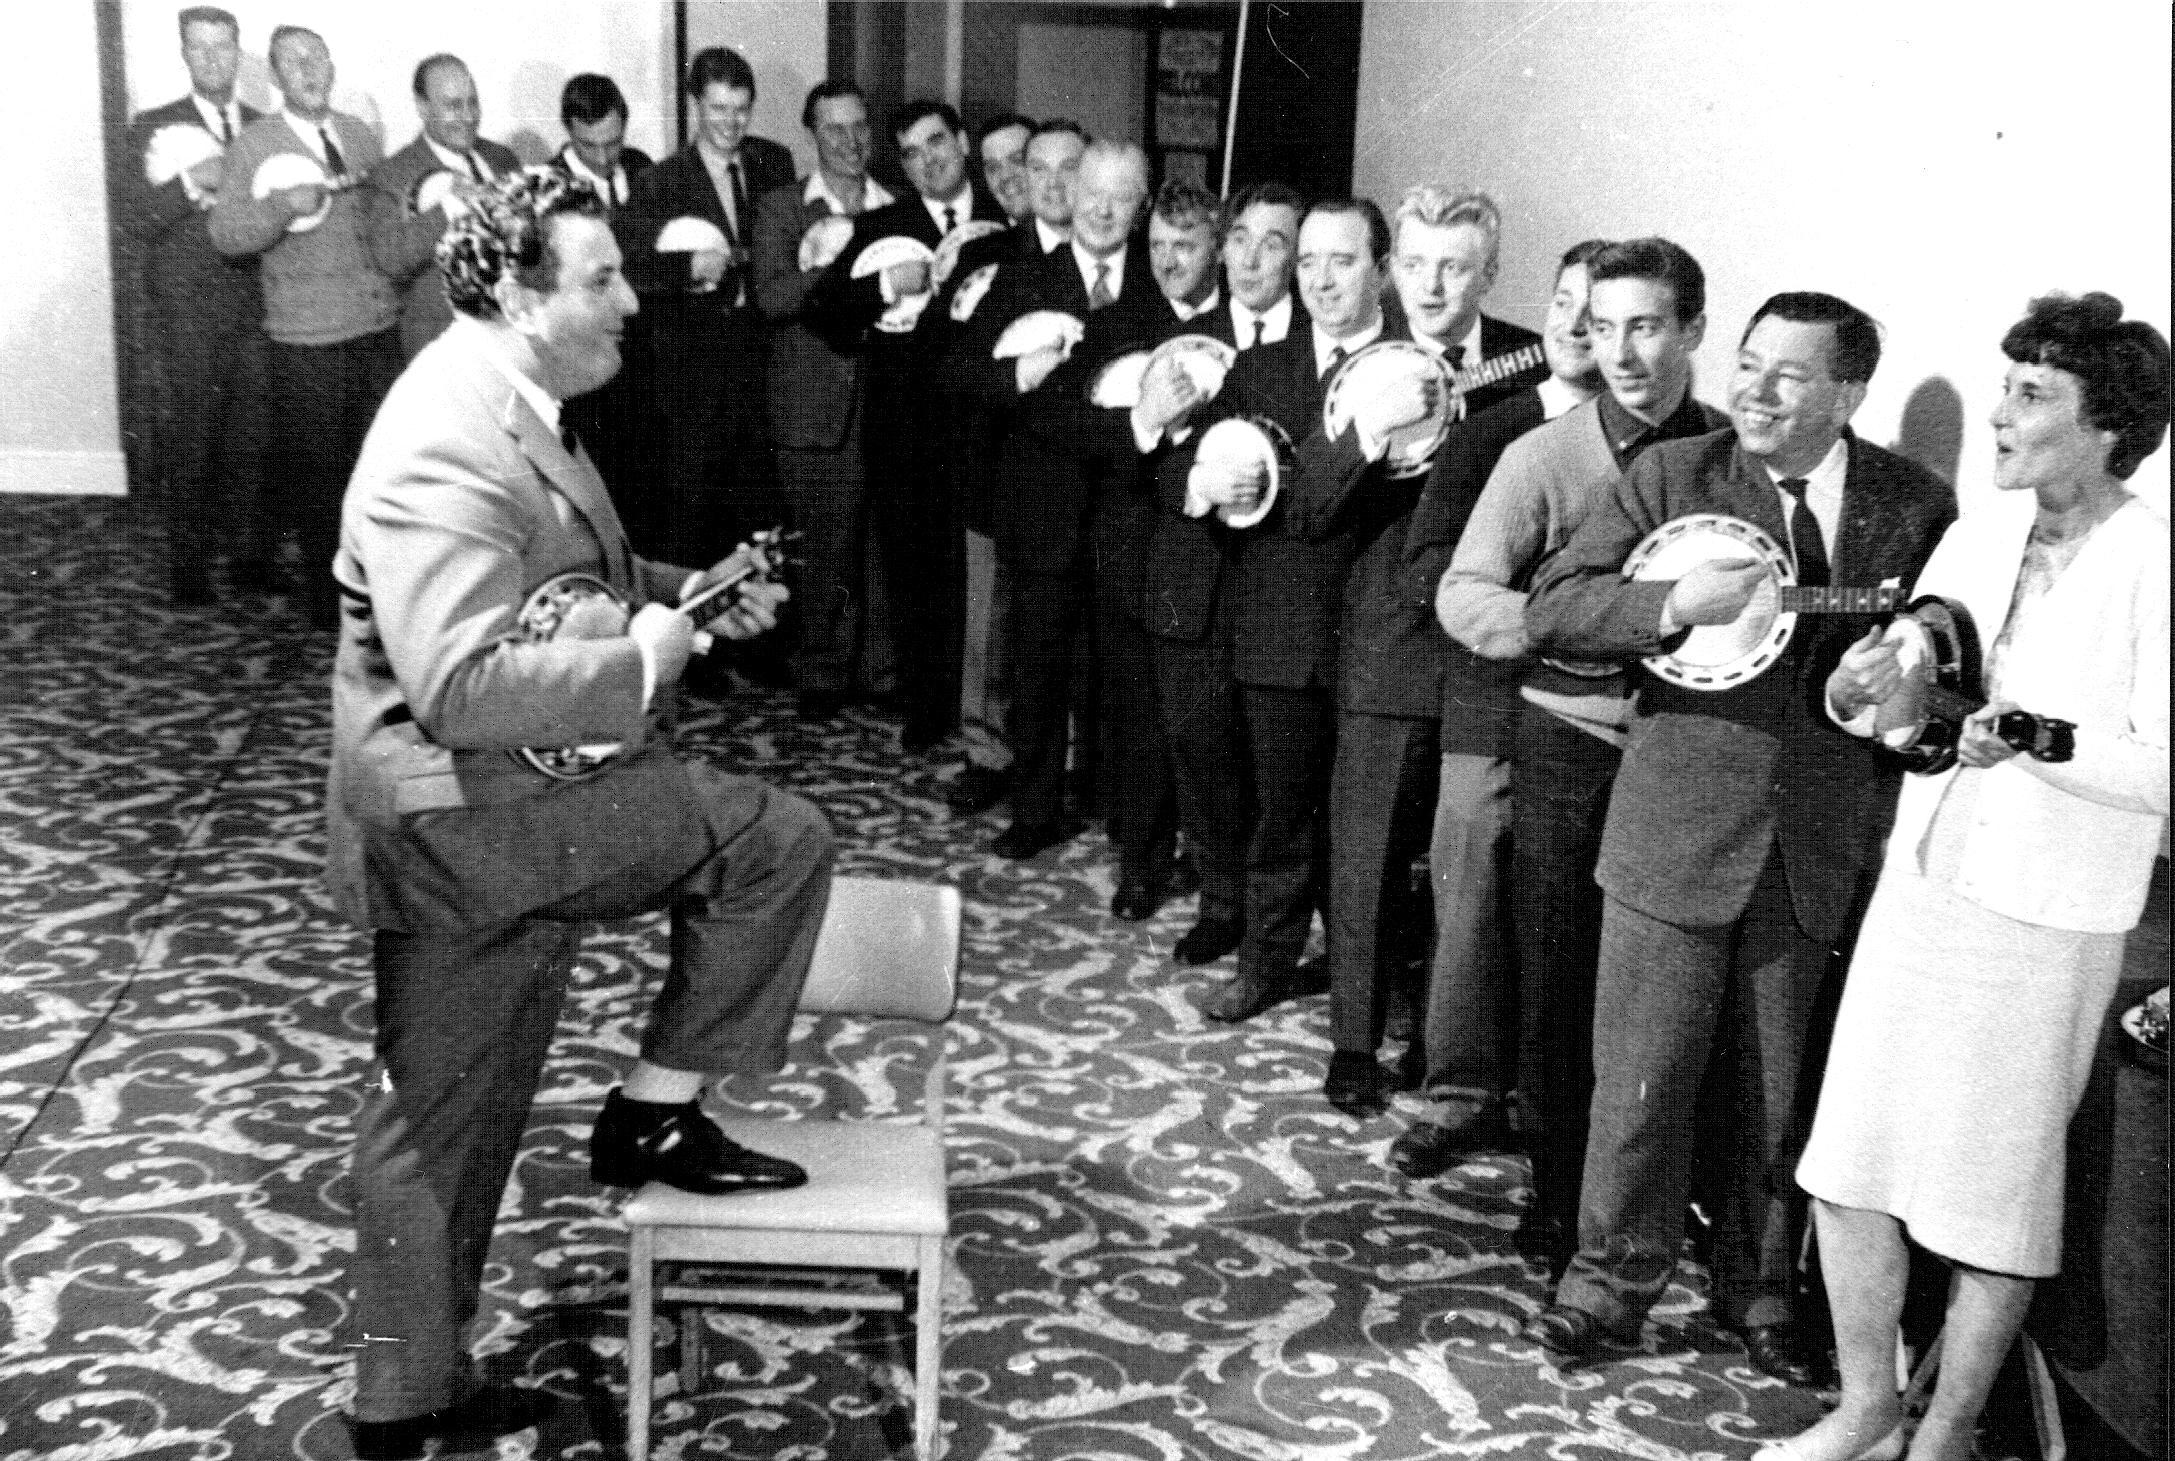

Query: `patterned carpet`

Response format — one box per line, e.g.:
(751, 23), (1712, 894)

(2, 494), (1842, 1460)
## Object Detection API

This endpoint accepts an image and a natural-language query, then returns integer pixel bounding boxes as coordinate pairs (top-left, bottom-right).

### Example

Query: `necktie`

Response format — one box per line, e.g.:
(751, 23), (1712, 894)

(561, 419), (582, 458)
(942, 203), (958, 236)
(468, 150), (492, 182)
(726, 159), (748, 243)
(1249, 317), (1264, 349)
(1781, 478), (1830, 587)
(1323, 344), (1348, 380)
(1088, 261), (1114, 310)
(216, 107), (231, 144)
(319, 125), (347, 179)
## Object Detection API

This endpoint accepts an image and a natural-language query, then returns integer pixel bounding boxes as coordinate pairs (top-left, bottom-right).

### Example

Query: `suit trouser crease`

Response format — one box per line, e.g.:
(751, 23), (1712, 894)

(1153, 629), (1248, 920)
(1326, 713), (1443, 1053)
(1236, 683), (1334, 982)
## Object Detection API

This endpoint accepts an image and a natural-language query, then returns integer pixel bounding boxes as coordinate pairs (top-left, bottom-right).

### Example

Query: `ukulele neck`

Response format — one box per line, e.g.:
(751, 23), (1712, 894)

(1777, 582), (1902, 614)
(678, 563), (759, 631)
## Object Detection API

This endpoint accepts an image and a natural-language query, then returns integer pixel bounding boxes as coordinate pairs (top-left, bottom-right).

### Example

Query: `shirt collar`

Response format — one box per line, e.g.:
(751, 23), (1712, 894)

(426, 136), (481, 176)
(1597, 385), (1710, 470)
(284, 109), (335, 157)
(919, 184), (972, 233)
(1169, 287), (1220, 322)
(1407, 315), (1484, 369)
(1312, 316), (1384, 377)
(1537, 375), (1594, 419)
(1034, 218), (1068, 254)
(804, 169), (893, 215)
(561, 146), (619, 197)
(191, 93), (237, 137)
(1762, 434), (1849, 496)
(459, 316), (561, 435)
(1230, 292), (1293, 346)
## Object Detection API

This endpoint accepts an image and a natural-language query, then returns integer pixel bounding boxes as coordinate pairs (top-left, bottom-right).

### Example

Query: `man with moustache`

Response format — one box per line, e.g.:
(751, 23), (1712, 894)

(752, 81), (896, 720)
(806, 100), (998, 748)
(327, 169), (830, 1461)
(1391, 239), (1603, 1188)
(1178, 198), (1396, 1022)
(1521, 286), (1954, 1382)
(120, 5), (268, 605)
(618, 47), (795, 568)
(951, 139), (1158, 859)
(1295, 187), (1544, 1115)
(370, 54), (522, 360)
(1426, 238), (1724, 1270)
(211, 23), (401, 630)
(945, 116), (1088, 817)
(1136, 181), (1304, 964)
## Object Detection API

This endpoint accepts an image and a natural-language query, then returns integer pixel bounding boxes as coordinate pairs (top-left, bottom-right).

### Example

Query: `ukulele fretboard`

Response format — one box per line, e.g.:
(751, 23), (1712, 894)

(1776, 583), (1903, 614)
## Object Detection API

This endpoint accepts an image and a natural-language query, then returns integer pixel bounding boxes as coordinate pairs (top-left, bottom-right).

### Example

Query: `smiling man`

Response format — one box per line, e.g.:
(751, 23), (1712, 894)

(1520, 289), (1954, 1382)
(370, 54), (522, 358)
(210, 23), (401, 630)
(328, 168), (832, 1461)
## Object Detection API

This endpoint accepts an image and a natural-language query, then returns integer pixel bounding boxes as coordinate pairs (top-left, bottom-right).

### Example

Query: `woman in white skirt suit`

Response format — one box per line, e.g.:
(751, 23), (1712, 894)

(1758, 292), (2169, 1461)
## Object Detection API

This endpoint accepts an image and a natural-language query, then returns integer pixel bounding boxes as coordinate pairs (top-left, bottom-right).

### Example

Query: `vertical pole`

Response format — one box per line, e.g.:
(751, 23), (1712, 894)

(943, 0), (966, 106)
(1219, 0), (1250, 196)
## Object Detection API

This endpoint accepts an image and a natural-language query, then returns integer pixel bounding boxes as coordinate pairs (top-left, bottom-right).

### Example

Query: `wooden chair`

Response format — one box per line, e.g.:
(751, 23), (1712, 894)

(621, 877), (960, 1460)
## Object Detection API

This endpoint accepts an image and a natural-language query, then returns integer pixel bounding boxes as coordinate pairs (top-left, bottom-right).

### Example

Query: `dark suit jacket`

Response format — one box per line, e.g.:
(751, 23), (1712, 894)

(120, 96), (266, 327)
(1402, 387), (1549, 753)
(750, 177), (886, 451)
(951, 238), (1161, 578)
(546, 144), (655, 212)
(1455, 313), (1549, 420)
(368, 135), (524, 358)
(1524, 427), (1956, 941)
(617, 136), (795, 366)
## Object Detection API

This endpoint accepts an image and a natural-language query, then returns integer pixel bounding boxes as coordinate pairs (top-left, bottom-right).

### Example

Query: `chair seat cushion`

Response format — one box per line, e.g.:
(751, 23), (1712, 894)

(621, 1117), (946, 1237)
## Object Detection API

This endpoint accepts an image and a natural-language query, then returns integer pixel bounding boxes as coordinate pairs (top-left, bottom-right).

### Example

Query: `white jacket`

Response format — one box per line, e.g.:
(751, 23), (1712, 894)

(1877, 497), (2168, 932)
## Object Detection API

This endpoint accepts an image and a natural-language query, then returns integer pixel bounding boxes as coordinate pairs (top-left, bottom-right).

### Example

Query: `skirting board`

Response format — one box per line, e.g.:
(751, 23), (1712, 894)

(0, 449), (128, 496)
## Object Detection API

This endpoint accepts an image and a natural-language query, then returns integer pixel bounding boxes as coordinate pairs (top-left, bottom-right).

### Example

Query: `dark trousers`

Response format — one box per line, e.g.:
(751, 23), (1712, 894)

(1237, 683), (1334, 982)
(649, 327), (776, 568)
(1327, 712), (1438, 1054)
(777, 414), (891, 701)
(1558, 841), (1825, 1332)
(270, 328), (403, 625)
(873, 436), (963, 741)
(349, 752), (833, 1422)
(1416, 751), (1514, 1091)
(1094, 602), (1176, 886)
(152, 302), (268, 589)
(1153, 629), (1247, 921)
(1004, 562), (1090, 831)
(1507, 707), (1620, 1251)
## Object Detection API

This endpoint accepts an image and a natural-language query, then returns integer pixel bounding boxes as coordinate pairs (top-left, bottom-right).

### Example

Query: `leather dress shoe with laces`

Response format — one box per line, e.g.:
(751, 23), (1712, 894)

(1196, 959), (1329, 1023)
(1741, 1321), (1826, 1387)
(1172, 914), (1241, 966)
(1323, 1051), (1388, 1117)
(349, 1383), (556, 1461)
(1524, 1303), (1638, 1362)
(991, 819), (1081, 860)
(589, 1090), (807, 1195)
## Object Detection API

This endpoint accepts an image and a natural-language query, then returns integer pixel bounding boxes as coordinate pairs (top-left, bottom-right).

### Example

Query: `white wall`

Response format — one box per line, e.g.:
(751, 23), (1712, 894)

(1355, 0), (2171, 516)
(2, 8), (124, 495)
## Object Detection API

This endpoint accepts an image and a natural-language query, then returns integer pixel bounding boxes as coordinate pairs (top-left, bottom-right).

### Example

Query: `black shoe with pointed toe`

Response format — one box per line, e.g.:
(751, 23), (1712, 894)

(589, 1090), (806, 1196)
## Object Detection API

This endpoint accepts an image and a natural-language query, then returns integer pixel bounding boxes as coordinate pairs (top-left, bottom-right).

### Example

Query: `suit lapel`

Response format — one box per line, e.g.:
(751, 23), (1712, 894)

(497, 386), (638, 594)
(1726, 442), (1791, 550)
(1833, 434), (1883, 583)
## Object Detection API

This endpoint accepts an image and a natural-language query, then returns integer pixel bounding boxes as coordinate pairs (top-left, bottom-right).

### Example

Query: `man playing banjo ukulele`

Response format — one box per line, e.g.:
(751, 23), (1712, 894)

(1519, 292), (1954, 1384)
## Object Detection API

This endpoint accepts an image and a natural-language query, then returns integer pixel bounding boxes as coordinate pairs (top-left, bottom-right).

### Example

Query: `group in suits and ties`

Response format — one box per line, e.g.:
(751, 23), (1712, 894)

(614, 47), (795, 568)
(325, 170), (830, 1459)
(1522, 288), (1956, 1381)
(367, 54), (522, 360)
(120, 5), (269, 604)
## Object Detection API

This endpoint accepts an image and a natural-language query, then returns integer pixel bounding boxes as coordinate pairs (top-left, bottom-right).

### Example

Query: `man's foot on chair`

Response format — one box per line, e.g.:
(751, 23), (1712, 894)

(589, 1089), (806, 1195)
(349, 1384), (556, 1461)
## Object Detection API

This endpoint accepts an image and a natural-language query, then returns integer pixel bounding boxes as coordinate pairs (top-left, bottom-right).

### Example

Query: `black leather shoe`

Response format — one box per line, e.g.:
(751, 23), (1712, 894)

(1741, 1322), (1825, 1387)
(349, 1383), (556, 1461)
(796, 689), (847, 721)
(1387, 1121), (1464, 1177)
(1111, 882), (1158, 921)
(1513, 1217), (1574, 1279)
(1391, 1042), (1428, 1091)
(900, 719), (950, 755)
(1196, 961), (1328, 1022)
(589, 1090), (807, 1195)
(1523, 1303), (1634, 1362)
(1323, 1051), (1387, 1117)
(991, 819), (1079, 860)
(1173, 915), (1242, 966)
(945, 766), (1009, 816)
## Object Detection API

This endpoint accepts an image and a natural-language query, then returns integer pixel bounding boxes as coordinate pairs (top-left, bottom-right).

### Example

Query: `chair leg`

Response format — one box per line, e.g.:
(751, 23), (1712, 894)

(628, 1226), (655, 1461)
(914, 1237), (944, 1460)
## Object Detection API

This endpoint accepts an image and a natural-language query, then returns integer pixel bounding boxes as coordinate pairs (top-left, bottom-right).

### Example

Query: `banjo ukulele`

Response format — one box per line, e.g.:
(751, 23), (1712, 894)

(511, 528), (794, 781)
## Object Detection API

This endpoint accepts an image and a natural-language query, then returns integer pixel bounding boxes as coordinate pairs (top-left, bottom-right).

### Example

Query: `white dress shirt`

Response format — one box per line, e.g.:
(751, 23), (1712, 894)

(1071, 240), (1126, 304)
(1034, 218), (1067, 254)
(1229, 293), (1293, 349)
(561, 146), (628, 207)
(919, 184), (973, 237)
(426, 136), (496, 181)
(1768, 434), (1848, 570)
(807, 169), (894, 216)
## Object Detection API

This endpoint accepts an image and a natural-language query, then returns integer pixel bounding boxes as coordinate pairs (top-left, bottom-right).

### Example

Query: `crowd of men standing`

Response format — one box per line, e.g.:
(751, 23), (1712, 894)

(126, 7), (1965, 1395)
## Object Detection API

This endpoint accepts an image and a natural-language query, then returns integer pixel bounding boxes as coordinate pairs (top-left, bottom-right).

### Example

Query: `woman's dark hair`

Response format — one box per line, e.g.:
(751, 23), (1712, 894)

(2001, 292), (2171, 480)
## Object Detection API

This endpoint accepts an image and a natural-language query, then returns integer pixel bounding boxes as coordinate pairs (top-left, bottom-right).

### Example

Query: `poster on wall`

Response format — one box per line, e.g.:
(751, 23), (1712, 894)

(1153, 28), (1224, 186)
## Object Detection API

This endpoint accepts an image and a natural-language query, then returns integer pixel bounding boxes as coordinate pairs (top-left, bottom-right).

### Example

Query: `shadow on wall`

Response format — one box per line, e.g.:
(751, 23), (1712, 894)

(1890, 375), (1964, 486)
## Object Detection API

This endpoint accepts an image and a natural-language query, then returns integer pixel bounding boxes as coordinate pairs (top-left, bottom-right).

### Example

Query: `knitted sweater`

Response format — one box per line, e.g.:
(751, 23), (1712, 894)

(209, 111), (398, 346)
